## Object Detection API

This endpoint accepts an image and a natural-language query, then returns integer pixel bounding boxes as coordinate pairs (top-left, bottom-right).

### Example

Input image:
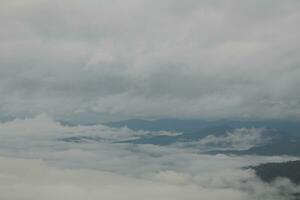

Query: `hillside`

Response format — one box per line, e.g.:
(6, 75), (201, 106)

(251, 160), (300, 184)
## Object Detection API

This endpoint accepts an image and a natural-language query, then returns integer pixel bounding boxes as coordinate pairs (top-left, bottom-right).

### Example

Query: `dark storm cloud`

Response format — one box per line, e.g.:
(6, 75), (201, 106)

(1, 0), (300, 120)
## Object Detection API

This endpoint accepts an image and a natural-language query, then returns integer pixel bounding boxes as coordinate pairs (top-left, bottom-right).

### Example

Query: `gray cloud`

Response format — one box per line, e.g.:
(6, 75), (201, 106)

(2, 2), (300, 197)
(1, 0), (300, 121)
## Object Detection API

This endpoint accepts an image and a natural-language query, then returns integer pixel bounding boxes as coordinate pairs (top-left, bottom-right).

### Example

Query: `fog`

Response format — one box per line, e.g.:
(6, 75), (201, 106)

(0, 116), (299, 199)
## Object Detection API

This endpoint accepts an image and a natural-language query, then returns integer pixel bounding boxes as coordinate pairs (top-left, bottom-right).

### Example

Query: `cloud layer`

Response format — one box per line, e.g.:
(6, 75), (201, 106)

(1, 0), (300, 120)
(198, 128), (271, 150)
(0, 116), (299, 199)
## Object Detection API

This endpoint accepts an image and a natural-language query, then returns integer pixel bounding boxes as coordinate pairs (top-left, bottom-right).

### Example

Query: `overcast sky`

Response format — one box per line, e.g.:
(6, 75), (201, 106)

(1, 0), (300, 121)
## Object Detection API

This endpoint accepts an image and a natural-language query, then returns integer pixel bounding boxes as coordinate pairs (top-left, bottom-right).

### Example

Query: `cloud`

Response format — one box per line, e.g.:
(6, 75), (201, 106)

(198, 128), (271, 150)
(0, 156), (252, 200)
(0, 114), (148, 143)
(0, 154), (298, 200)
(0, 0), (300, 120)
(1, 1), (300, 197)
(0, 116), (299, 199)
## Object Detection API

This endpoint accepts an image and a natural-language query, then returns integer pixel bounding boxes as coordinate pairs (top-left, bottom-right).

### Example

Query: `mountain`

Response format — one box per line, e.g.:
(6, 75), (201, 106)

(105, 119), (212, 133)
(104, 119), (300, 137)
(116, 124), (235, 145)
(208, 140), (300, 156)
(251, 161), (300, 200)
(61, 119), (300, 157)
(251, 160), (300, 184)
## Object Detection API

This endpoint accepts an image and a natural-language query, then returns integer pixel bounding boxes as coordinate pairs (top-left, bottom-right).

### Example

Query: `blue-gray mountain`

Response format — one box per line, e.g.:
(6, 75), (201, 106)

(61, 119), (300, 156)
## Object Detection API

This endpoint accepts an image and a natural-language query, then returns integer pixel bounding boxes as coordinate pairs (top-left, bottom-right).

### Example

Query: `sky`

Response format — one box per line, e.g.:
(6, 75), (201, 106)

(1, 2), (300, 199)
(1, 0), (300, 122)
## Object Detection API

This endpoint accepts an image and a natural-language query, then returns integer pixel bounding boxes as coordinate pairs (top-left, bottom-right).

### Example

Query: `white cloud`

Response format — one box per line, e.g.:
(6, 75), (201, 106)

(0, 156), (251, 200)
(0, 155), (298, 200)
(198, 128), (271, 150)
(0, 116), (298, 199)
